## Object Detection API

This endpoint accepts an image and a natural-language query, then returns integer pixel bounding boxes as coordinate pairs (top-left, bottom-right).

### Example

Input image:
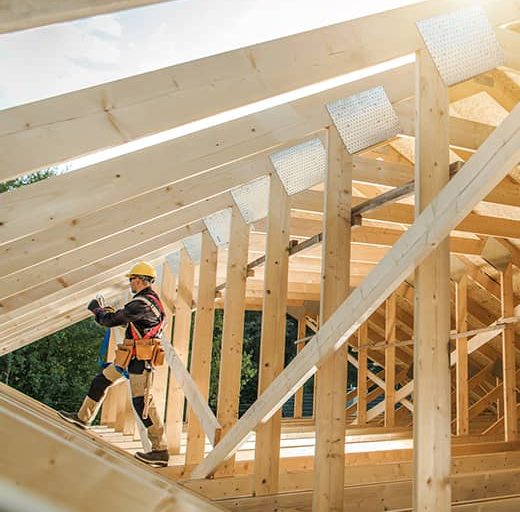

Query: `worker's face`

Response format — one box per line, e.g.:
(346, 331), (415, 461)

(129, 275), (142, 293)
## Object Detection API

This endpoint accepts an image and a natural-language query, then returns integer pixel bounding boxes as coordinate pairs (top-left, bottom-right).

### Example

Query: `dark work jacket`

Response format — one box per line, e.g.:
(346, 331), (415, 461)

(95, 287), (164, 339)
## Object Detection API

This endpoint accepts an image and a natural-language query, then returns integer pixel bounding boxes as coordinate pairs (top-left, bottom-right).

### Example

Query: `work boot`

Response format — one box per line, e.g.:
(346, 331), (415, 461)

(58, 411), (89, 429)
(134, 449), (169, 468)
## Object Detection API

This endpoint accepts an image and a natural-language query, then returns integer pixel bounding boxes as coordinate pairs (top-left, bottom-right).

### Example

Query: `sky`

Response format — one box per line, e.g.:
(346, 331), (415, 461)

(0, 0), (423, 110)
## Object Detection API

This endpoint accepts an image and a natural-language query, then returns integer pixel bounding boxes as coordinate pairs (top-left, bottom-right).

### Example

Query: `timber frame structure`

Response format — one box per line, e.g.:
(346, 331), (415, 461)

(1, 1), (520, 510)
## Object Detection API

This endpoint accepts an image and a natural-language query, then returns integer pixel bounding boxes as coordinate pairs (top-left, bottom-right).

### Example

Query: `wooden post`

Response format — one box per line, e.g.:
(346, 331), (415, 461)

(165, 248), (195, 454)
(501, 261), (517, 442)
(385, 293), (396, 428)
(455, 273), (469, 436)
(154, 262), (177, 422)
(100, 326), (119, 426)
(253, 174), (290, 496)
(215, 206), (250, 477)
(185, 231), (218, 466)
(293, 318), (306, 420)
(413, 48), (451, 511)
(313, 125), (352, 512)
(357, 322), (368, 425)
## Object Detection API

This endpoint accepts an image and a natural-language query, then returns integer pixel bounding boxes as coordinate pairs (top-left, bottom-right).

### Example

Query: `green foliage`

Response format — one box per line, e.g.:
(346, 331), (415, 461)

(0, 168), (57, 193)
(0, 318), (104, 411)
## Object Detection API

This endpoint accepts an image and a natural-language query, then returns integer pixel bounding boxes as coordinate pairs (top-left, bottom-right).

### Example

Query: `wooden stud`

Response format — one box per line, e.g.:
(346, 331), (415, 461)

(501, 261), (517, 442)
(153, 261), (177, 422)
(413, 47), (451, 511)
(455, 273), (469, 436)
(215, 207), (250, 476)
(385, 293), (397, 428)
(186, 231), (218, 466)
(293, 318), (307, 420)
(357, 323), (368, 425)
(313, 125), (352, 511)
(253, 174), (290, 496)
(165, 249), (195, 455)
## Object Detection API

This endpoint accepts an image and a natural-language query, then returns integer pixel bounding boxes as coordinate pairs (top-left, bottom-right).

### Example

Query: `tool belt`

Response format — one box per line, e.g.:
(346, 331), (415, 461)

(114, 338), (165, 369)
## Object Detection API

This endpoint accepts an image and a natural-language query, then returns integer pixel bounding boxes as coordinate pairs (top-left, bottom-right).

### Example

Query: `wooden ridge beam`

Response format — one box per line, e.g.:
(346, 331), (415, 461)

(191, 103), (520, 480)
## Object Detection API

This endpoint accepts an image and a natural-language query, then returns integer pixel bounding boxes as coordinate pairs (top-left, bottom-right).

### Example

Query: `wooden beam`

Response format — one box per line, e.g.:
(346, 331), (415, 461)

(153, 261), (176, 422)
(215, 206), (250, 476)
(385, 293), (397, 428)
(253, 174), (290, 495)
(313, 125), (351, 511)
(186, 231), (218, 465)
(5, 0), (517, 180)
(0, 64), (411, 242)
(356, 323), (369, 425)
(293, 318), (306, 421)
(0, 384), (224, 511)
(192, 100), (520, 478)
(0, 0), (172, 33)
(413, 47), (451, 510)
(501, 261), (518, 442)
(165, 248), (194, 455)
(455, 273), (469, 436)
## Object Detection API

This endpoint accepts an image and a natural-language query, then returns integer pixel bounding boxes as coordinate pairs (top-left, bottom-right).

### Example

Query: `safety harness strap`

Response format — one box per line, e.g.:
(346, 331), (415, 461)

(128, 294), (165, 340)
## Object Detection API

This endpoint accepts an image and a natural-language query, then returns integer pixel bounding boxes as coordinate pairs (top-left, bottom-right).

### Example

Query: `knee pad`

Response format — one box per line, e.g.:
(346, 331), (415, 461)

(132, 396), (153, 428)
(87, 373), (112, 402)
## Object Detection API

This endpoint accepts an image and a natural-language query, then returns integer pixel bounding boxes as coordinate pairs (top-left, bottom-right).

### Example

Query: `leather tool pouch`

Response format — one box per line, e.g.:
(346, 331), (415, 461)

(134, 338), (155, 360)
(151, 340), (165, 367)
(114, 341), (133, 369)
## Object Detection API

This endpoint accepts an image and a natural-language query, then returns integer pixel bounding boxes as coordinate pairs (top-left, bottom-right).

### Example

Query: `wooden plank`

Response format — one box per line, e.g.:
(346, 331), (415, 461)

(217, 467), (520, 511)
(501, 261), (518, 442)
(6, 0), (518, 180)
(313, 125), (351, 511)
(165, 249), (194, 455)
(413, 47), (451, 511)
(357, 323), (369, 425)
(192, 100), (520, 479)
(215, 207), (250, 477)
(456, 274), (469, 436)
(385, 293), (397, 428)
(186, 231), (218, 465)
(0, 0), (171, 33)
(0, 384), (225, 512)
(253, 174), (290, 495)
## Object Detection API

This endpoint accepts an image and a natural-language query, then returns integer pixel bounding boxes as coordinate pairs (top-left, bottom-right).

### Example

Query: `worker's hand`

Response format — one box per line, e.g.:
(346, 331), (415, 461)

(87, 299), (101, 313)
(104, 305), (115, 313)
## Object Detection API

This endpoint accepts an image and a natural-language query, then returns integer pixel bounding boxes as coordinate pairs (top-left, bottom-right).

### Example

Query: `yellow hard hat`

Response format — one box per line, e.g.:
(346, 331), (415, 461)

(126, 261), (156, 279)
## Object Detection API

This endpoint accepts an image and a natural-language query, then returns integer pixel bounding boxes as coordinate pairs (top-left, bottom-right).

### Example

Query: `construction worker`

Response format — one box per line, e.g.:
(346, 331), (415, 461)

(59, 262), (170, 468)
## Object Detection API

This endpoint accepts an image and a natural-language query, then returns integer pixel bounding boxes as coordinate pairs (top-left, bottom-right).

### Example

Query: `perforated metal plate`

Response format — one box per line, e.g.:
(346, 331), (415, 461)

(270, 138), (325, 196)
(231, 175), (270, 224)
(327, 86), (400, 154)
(182, 233), (202, 264)
(416, 6), (504, 86)
(204, 208), (232, 247)
(166, 251), (181, 274)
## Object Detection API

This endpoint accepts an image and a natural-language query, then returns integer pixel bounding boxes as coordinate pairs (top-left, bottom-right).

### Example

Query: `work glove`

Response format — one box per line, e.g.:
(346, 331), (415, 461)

(87, 299), (101, 313)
